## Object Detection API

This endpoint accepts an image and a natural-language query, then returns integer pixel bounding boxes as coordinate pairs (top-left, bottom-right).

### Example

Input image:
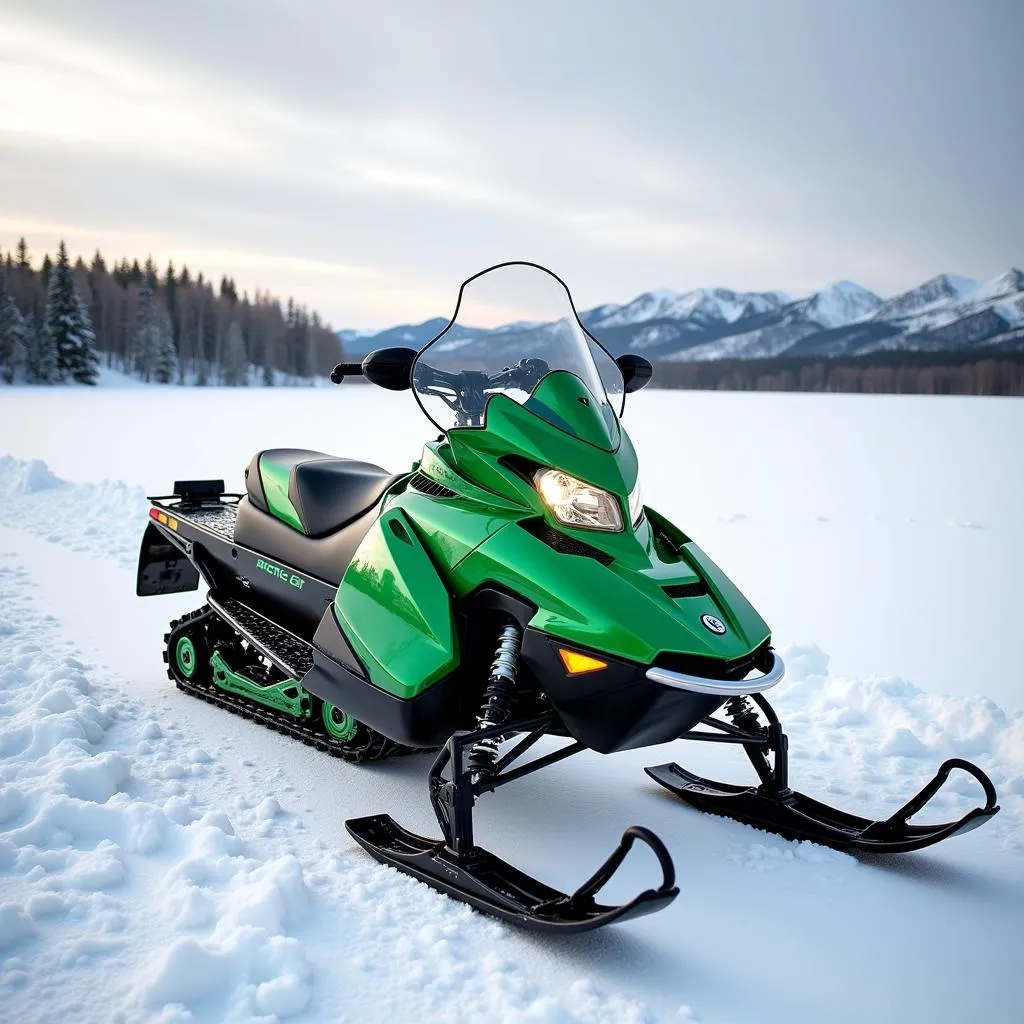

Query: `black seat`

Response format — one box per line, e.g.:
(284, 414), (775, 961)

(245, 448), (397, 537)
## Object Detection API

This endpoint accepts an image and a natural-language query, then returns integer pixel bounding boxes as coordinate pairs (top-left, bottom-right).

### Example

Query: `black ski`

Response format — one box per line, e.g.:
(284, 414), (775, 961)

(645, 758), (998, 854)
(347, 815), (678, 933)
(647, 692), (999, 854)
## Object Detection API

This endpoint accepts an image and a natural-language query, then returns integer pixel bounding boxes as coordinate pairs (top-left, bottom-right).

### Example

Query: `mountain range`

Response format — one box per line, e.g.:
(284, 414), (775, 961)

(338, 268), (1024, 363)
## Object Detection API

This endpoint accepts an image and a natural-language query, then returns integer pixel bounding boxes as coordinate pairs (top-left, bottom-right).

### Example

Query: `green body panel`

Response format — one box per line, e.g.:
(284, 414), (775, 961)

(331, 372), (770, 701)
(258, 454), (304, 533)
(447, 516), (769, 665)
(523, 370), (620, 451)
(210, 649), (313, 718)
(445, 393), (638, 530)
(334, 507), (458, 699)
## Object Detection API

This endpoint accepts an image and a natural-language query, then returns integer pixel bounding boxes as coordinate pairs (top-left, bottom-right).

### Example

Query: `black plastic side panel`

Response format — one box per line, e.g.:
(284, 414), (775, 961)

(136, 523), (200, 596)
(312, 604), (367, 678)
(301, 603), (461, 746)
(520, 629), (724, 754)
(234, 496), (377, 588)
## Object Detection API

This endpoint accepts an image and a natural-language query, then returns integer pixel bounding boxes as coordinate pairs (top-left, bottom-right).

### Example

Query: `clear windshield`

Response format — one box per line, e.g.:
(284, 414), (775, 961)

(411, 262), (624, 433)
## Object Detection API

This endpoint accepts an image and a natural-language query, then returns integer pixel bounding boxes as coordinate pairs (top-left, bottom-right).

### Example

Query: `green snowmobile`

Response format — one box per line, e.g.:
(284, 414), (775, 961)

(138, 262), (998, 932)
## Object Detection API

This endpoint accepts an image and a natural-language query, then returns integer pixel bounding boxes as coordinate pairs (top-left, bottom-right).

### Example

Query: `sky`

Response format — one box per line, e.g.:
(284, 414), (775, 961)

(1, 0), (1021, 329)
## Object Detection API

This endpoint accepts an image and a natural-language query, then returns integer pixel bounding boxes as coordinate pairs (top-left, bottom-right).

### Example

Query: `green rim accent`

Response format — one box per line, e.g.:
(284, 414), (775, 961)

(175, 636), (198, 679)
(258, 455), (306, 533)
(209, 649), (313, 718)
(321, 702), (359, 742)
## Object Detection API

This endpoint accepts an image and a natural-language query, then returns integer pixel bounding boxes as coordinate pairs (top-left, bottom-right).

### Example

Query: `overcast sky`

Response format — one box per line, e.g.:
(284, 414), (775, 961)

(1, 0), (1021, 327)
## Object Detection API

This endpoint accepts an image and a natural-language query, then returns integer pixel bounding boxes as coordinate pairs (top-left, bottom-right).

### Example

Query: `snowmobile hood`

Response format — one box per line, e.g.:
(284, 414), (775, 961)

(448, 503), (771, 667)
(415, 397), (770, 668)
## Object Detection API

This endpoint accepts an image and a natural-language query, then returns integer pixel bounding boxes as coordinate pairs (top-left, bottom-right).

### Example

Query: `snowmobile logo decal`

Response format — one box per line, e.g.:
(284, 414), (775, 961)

(701, 614), (727, 635)
(255, 558), (305, 590)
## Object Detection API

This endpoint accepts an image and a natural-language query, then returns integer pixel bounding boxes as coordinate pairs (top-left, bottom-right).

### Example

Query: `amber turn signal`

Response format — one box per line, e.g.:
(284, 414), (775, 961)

(558, 648), (608, 675)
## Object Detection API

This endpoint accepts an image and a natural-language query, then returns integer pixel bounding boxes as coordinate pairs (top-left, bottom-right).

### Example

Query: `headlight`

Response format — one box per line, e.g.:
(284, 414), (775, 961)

(533, 468), (623, 532)
(628, 479), (644, 526)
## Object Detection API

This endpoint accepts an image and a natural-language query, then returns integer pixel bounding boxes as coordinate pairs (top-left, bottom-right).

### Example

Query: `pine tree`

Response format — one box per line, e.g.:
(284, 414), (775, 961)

(0, 272), (27, 383)
(16, 238), (30, 269)
(45, 241), (99, 384)
(153, 305), (177, 383)
(41, 253), (53, 290)
(23, 311), (58, 384)
(220, 321), (248, 385)
(132, 276), (157, 380)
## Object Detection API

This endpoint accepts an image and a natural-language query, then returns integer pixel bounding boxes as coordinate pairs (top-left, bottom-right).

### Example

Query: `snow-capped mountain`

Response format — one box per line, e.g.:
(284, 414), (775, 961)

(871, 273), (979, 322)
(583, 287), (789, 329)
(339, 268), (1024, 363)
(795, 281), (883, 329)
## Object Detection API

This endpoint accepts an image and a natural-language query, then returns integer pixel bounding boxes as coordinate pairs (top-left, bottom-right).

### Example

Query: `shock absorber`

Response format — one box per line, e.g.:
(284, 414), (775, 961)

(724, 696), (764, 736)
(467, 623), (522, 779)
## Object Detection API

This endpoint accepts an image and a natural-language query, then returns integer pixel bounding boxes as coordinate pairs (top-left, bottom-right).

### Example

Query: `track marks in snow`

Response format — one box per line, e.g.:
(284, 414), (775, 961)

(0, 552), (667, 1022)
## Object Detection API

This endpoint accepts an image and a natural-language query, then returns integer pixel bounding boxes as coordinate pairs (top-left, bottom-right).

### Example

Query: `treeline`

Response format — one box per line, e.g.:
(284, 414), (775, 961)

(0, 237), (343, 386)
(652, 350), (1024, 397)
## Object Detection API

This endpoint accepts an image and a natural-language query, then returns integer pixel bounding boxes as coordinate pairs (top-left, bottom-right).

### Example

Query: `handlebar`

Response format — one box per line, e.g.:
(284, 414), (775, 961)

(417, 357), (550, 394)
(330, 362), (364, 383)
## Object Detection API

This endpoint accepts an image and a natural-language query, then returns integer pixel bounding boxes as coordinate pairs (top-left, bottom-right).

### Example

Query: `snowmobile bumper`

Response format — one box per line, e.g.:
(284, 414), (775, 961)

(346, 816), (678, 933)
(646, 651), (785, 696)
(523, 630), (782, 754)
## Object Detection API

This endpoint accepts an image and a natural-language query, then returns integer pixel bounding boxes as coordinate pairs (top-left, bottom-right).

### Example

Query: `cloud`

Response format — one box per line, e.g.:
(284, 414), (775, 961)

(0, 0), (1020, 327)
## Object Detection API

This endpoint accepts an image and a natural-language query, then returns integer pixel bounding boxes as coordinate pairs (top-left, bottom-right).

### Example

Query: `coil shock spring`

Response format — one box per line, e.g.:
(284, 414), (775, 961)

(724, 696), (764, 736)
(467, 624), (522, 779)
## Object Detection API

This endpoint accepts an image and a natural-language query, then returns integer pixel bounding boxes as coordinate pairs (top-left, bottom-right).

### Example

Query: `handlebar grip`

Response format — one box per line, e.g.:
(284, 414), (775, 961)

(330, 362), (365, 384)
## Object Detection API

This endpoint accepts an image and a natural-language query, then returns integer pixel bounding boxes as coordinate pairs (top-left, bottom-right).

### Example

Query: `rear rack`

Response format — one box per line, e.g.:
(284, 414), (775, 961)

(149, 486), (244, 544)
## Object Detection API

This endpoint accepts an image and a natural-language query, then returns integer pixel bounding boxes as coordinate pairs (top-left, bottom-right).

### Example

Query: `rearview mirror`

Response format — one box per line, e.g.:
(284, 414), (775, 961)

(615, 353), (653, 393)
(331, 347), (417, 390)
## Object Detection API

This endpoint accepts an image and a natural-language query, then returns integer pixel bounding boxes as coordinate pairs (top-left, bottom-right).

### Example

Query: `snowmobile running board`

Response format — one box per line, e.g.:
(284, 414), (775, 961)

(347, 712), (679, 933)
(646, 693), (999, 854)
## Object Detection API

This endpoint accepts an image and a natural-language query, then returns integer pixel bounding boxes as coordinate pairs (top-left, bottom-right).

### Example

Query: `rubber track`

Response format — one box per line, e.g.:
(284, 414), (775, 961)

(166, 606), (407, 763)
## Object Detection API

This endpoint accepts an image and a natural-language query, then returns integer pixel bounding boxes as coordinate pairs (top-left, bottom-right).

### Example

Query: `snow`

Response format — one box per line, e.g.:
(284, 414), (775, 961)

(993, 299), (1024, 329)
(0, 387), (1022, 1022)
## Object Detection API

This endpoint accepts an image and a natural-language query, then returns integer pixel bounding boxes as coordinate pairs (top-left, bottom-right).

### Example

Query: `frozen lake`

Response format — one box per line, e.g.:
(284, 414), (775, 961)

(1, 383), (1022, 1023)
(4, 385), (1022, 707)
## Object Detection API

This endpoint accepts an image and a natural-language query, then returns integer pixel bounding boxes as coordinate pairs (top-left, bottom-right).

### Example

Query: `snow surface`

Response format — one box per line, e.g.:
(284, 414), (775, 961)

(1, 387), (1023, 1023)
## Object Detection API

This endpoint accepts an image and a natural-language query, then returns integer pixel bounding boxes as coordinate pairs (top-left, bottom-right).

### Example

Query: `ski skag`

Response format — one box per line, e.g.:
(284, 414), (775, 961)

(646, 693), (999, 854)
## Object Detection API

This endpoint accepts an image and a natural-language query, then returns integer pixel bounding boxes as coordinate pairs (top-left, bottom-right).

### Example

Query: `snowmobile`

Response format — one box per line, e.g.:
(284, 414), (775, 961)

(137, 262), (999, 933)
